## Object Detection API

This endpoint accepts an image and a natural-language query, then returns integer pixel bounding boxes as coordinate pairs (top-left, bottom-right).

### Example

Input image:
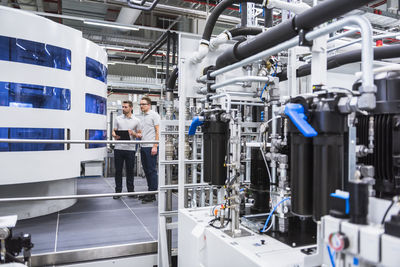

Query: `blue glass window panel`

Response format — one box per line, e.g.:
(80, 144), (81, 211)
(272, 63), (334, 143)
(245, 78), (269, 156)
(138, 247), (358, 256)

(0, 35), (71, 71)
(85, 93), (106, 115)
(0, 81), (71, 110)
(87, 129), (107, 149)
(0, 128), (65, 152)
(86, 57), (107, 83)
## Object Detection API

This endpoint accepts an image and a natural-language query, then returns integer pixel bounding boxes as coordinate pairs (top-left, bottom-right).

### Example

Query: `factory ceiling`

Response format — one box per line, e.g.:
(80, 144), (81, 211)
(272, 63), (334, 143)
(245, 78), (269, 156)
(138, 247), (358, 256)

(2, 0), (400, 81)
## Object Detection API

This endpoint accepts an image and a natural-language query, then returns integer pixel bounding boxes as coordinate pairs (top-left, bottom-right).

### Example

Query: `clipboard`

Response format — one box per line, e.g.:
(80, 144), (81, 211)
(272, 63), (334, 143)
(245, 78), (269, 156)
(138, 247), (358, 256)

(115, 130), (130, 140)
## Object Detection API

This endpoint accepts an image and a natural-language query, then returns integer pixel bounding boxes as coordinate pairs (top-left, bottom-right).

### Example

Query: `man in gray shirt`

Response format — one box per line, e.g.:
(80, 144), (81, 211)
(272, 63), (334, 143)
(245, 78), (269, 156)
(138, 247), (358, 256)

(112, 101), (141, 199)
(139, 96), (160, 203)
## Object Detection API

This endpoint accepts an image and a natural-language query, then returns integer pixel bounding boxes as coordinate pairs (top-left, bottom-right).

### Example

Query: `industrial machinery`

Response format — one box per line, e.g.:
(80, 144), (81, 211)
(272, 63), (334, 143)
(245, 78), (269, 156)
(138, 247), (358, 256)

(0, 216), (33, 266)
(176, 0), (400, 266)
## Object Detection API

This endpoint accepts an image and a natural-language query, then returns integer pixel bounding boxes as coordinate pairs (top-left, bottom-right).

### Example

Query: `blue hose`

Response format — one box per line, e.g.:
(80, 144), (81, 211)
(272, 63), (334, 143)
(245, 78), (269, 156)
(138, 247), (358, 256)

(260, 82), (268, 100)
(260, 62), (278, 100)
(327, 245), (336, 267)
(261, 197), (291, 232)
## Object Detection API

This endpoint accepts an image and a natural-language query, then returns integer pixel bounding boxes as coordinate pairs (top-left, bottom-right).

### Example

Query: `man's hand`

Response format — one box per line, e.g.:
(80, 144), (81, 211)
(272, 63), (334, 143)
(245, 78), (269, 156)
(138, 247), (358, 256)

(151, 146), (158, 156)
(136, 132), (142, 139)
(128, 129), (135, 137)
(112, 132), (120, 140)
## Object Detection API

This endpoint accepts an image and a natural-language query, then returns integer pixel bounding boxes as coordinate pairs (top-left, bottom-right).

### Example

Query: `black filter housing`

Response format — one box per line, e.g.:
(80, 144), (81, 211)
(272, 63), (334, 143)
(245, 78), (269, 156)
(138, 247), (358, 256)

(311, 107), (347, 221)
(250, 149), (270, 214)
(349, 181), (369, 225)
(289, 127), (313, 217)
(203, 120), (229, 186)
(354, 71), (400, 196)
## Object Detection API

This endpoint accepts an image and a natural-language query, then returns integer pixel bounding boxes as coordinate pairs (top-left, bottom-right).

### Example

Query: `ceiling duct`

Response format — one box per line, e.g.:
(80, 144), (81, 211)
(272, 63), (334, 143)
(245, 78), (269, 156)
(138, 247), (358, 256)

(116, 7), (141, 28)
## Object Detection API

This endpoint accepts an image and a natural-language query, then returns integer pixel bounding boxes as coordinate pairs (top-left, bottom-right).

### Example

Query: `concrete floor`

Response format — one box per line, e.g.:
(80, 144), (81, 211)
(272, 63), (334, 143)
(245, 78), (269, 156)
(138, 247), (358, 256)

(13, 176), (177, 254)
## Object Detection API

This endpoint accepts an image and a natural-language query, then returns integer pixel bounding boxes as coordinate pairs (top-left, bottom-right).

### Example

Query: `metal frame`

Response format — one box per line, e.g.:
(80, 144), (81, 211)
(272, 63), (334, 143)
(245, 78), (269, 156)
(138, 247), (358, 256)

(26, 241), (157, 266)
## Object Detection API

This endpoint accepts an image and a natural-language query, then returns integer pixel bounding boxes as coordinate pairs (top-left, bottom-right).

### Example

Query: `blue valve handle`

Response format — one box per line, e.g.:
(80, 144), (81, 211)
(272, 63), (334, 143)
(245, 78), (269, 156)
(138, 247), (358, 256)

(188, 116), (204, 136)
(284, 103), (318, 138)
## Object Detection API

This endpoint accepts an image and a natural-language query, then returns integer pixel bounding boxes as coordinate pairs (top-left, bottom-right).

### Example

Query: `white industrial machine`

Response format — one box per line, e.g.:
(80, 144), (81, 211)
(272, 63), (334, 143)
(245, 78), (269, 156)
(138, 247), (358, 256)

(171, 0), (400, 266)
(1, 0), (400, 266)
(0, 6), (107, 219)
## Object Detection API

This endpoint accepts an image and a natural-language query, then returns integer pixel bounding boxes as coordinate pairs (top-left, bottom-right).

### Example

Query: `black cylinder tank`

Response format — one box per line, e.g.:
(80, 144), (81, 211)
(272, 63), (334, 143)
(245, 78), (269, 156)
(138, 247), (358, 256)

(311, 97), (348, 221)
(354, 71), (400, 196)
(250, 149), (270, 214)
(289, 129), (313, 217)
(203, 121), (229, 186)
(349, 181), (369, 225)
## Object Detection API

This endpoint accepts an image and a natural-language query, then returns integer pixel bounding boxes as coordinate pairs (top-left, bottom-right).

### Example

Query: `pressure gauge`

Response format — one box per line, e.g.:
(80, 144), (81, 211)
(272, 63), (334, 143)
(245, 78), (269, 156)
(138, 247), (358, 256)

(328, 232), (349, 252)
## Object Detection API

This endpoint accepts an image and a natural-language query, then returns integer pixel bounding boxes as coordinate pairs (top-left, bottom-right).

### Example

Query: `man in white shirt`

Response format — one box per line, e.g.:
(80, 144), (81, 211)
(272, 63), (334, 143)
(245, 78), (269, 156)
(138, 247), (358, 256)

(139, 96), (160, 203)
(112, 101), (141, 199)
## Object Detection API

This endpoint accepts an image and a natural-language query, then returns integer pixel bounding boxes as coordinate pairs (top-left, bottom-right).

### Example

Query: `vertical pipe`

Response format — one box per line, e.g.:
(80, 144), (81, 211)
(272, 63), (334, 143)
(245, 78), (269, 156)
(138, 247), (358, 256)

(166, 32), (171, 89)
(264, 7), (273, 27)
(172, 33), (177, 66)
(241, 3), (247, 27)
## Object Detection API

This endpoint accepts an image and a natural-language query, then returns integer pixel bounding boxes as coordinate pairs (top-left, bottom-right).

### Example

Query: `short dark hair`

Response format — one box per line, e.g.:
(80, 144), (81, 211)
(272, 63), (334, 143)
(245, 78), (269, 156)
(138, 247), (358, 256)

(141, 96), (152, 105)
(123, 100), (133, 108)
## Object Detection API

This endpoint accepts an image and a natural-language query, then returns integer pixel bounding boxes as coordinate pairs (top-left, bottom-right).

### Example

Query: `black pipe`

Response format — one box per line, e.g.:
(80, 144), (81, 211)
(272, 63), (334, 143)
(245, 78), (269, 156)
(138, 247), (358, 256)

(229, 27), (262, 37)
(172, 32), (177, 66)
(201, 0), (264, 43)
(126, 0), (160, 11)
(108, 88), (178, 97)
(215, 0), (375, 69)
(166, 67), (178, 92)
(241, 3), (247, 27)
(166, 31), (171, 89)
(277, 44), (400, 81)
(167, 67), (179, 91)
(264, 7), (273, 28)
(137, 30), (170, 64)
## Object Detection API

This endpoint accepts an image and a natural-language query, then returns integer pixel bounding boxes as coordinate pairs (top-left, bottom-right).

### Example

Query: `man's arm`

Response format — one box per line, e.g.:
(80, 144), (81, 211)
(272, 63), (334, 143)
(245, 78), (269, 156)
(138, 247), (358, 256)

(112, 128), (120, 140)
(129, 119), (142, 138)
(151, 125), (159, 155)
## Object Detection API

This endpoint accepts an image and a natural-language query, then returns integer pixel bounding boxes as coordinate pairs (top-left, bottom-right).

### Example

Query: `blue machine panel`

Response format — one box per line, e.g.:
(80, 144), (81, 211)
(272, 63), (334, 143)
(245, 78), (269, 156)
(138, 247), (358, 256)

(0, 128), (65, 152)
(0, 35), (71, 70)
(86, 129), (107, 148)
(85, 93), (106, 115)
(86, 57), (107, 83)
(0, 81), (71, 110)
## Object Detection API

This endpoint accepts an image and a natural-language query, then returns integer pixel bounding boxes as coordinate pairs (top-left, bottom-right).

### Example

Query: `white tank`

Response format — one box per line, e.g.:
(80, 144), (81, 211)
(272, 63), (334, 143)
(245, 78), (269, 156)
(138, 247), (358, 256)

(0, 6), (107, 219)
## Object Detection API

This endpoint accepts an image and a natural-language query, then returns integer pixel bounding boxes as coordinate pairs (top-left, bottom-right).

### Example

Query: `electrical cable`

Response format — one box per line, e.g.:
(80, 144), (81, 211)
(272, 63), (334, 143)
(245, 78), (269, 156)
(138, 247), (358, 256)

(381, 197), (398, 224)
(260, 82), (268, 100)
(327, 245), (336, 267)
(261, 197), (291, 232)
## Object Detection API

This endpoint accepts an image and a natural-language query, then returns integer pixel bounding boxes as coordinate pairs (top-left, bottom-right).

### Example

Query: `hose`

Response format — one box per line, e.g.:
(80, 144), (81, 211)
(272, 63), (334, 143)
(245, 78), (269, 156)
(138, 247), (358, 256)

(276, 44), (400, 81)
(215, 0), (376, 69)
(261, 197), (290, 232)
(166, 67), (178, 92)
(201, 0), (265, 44)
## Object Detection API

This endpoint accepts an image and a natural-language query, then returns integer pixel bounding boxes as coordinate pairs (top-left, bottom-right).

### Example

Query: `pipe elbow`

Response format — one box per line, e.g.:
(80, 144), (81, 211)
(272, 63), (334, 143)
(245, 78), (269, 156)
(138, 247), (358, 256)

(209, 32), (230, 52)
(267, 0), (310, 14)
(190, 43), (209, 64)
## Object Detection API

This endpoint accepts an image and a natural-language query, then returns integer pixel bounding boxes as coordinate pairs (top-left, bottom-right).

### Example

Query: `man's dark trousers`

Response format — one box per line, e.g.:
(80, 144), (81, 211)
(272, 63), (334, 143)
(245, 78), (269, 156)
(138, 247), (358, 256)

(140, 147), (158, 191)
(114, 149), (136, 192)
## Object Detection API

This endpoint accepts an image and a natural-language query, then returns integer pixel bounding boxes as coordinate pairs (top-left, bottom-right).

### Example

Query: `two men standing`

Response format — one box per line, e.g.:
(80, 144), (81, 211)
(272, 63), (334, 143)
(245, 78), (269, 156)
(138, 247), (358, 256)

(112, 97), (160, 203)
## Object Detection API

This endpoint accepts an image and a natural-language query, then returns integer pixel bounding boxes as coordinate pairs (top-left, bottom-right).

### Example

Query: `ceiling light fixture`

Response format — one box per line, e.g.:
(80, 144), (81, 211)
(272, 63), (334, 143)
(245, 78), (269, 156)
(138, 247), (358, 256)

(84, 19), (139, 31)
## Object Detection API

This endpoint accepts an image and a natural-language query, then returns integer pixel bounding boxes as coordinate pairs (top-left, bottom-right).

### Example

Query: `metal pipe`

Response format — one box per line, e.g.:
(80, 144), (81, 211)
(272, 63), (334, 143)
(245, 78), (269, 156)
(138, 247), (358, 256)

(0, 139), (158, 144)
(208, 15), (373, 92)
(0, 191), (158, 203)
(210, 76), (273, 90)
(305, 16), (373, 88)
(126, 0), (161, 11)
(328, 28), (359, 43)
(230, 101), (264, 106)
(208, 36), (299, 78)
